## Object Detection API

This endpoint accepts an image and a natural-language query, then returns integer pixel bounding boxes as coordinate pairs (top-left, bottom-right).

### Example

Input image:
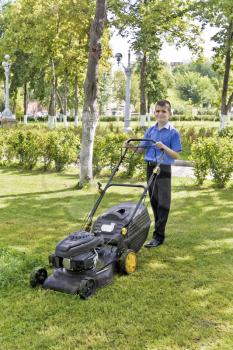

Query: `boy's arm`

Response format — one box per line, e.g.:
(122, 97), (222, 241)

(155, 142), (180, 159)
(156, 130), (182, 159)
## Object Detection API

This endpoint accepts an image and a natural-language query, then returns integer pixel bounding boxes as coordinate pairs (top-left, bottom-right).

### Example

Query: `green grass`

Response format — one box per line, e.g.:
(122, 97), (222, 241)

(1, 168), (233, 350)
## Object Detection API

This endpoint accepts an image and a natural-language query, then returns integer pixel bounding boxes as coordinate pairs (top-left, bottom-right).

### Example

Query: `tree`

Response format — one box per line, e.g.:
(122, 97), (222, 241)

(175, 71), (217, 105)
(197, 0), (233, 128)
(79, 0), (107, 186)
(0, 0), (94, 120)
(110, 0), (201, 117)
(98, 71), (112, 115)
(112, 70), (125, 106)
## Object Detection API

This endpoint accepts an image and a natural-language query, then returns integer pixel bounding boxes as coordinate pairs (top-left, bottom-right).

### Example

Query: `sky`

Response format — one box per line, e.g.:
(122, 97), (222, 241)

(110, 25), (218, 68)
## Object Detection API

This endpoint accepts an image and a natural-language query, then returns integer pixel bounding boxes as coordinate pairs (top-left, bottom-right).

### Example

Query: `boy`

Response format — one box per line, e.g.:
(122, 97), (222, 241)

(127, 100), (182, 248)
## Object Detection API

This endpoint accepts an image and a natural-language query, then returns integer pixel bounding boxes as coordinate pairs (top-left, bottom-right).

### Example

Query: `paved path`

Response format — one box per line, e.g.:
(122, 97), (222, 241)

(172, 165), (195, 178)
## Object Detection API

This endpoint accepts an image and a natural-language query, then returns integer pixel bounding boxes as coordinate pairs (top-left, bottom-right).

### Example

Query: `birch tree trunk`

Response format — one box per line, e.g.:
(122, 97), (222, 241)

(74, 73), (79, 127)
(220, 19), (233, 129)
(63, 69), (68, 128)
(79, 0), (106, 186)
(23, 82), (28, 124)
(140, 53), (147, 127)
(48, 60), (57, 129)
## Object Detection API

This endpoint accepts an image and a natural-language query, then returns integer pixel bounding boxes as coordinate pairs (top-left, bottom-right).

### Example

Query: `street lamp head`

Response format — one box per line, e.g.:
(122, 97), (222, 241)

(115, 52), (123, 66)
(4, 54), (10, 61)
(135, 51), (143, 62)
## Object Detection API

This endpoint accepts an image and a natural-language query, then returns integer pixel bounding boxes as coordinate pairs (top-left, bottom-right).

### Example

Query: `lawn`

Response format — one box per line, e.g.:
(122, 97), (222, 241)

(0, 168), (233, 350)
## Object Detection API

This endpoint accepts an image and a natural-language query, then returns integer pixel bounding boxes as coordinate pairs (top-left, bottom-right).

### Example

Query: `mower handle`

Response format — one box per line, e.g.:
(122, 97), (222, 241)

(106, 183), (146, 190)
(87, 139), (159, 225)
(125, 138), (156, 147)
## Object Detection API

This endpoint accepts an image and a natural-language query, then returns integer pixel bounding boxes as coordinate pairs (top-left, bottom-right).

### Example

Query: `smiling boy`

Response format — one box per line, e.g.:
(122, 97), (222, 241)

(127, 100), (182, 247)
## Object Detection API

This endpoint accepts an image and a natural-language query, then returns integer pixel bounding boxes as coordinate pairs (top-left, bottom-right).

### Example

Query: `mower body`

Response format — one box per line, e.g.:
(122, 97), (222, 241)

(41, 201), (150, 296)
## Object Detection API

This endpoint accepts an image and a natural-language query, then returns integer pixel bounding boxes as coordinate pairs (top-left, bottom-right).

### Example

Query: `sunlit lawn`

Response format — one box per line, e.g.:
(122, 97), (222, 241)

(0, 167), (233, 350)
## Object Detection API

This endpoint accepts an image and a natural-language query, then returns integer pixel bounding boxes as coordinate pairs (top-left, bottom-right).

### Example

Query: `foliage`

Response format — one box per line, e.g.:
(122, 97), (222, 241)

(0, 0), (111, 113)
(196, 0), (233, 114)
(191, 136), (233, 187)
(218, 126), (233, 138)
(98, 71), (112, 115)
(190, 139), (210, 185)
(172, 58), (221, 80)
(49, 130), (80, 171)
(5, 129), (41, 169)
(109, 0), (202, 114)
(175, 71), (217, 105)
(0, 127), (80, 171)
(145, 54), (167, 110)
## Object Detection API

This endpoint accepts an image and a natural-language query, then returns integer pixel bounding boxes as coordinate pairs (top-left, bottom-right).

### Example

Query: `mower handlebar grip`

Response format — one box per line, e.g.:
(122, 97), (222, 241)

(125, 138), (156, 145)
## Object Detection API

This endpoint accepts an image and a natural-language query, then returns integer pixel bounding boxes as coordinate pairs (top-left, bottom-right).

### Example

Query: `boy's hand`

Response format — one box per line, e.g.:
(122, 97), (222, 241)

(155, 141), (165, 149)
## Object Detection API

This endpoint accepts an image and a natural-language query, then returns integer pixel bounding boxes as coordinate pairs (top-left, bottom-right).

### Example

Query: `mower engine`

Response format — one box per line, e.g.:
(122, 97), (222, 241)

(49, 231), (103, 272)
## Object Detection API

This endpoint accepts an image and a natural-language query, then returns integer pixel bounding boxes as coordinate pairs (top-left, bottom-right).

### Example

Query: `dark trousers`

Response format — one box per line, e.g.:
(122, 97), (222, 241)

(147, 163), (171, 243)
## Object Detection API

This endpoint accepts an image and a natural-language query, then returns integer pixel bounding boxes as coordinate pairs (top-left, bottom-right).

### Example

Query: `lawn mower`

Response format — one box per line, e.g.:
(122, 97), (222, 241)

(30, 138), (162, 299)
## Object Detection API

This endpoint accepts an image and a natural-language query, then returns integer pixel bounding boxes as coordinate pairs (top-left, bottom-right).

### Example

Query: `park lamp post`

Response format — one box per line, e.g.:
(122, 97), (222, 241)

(115, 50), (133, 133)
(1, 55), (16, 126)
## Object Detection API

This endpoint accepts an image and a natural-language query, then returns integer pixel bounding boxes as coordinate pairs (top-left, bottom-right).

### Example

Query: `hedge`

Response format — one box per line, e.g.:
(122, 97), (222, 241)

(191, 136), (233, 188)
(0, 127), (80, 171)
(1, 126), (231, 188)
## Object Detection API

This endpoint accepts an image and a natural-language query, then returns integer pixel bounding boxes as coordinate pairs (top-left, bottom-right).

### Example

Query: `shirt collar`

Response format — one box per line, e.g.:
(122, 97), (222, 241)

(154, 122), (170, 130)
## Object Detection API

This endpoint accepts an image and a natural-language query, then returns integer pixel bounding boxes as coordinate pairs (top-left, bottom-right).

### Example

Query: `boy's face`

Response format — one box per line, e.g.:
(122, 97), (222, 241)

(154, 104), (171, 124)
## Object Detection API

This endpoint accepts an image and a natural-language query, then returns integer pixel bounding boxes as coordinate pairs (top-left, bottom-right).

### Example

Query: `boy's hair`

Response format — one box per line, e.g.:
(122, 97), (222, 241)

(155, 100), (171, 112)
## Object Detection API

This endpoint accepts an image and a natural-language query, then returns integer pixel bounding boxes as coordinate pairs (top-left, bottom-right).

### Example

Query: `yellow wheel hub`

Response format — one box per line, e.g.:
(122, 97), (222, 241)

(125, 251), (137, 274)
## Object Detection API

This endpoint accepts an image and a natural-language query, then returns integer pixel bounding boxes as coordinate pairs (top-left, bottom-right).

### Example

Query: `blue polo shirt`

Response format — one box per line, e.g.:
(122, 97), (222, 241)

(140, 122), (182, 165)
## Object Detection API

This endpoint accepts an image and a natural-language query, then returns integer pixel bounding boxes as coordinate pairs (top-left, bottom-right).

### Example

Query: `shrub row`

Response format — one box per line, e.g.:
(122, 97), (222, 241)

(191, 136), (233, 188)
(171, 114), (219, 121)
(1, 126), (232, 188)
(0, 127), (80, 171)
(99, 114), (219, 122)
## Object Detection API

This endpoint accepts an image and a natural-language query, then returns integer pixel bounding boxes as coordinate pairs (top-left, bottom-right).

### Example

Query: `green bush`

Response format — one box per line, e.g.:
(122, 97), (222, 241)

(93, 133), (127, 175)
(93, 131), (146, 178)
(218, 126), (233, 139)
(43, 130), (80, 172)
(0, 127), (80, 171)
(0, 132), (6, 165)
(190, 140), (211, 185)
(6, 129), (41, 169)
(191, 137), (233, 188)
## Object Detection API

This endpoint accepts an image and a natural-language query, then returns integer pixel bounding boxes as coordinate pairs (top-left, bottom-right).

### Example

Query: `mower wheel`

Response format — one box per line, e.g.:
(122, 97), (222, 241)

(119, 249), (137, 275)
(79, 278), (95, 300)
(30, 267), (48, 288)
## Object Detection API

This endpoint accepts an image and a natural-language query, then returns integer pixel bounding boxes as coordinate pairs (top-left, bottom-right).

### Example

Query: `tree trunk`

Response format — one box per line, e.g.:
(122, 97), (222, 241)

(140, 52), (147, 127)
(56, 90), (64, 115)
(63, 70), (68, 127)
(48, 60), (57, 128)
(74, 73), (79, 126)
(79, 0), (106, 186)
(220, 19), (233, 129)
(147, 95), (150, 114)
(64, 69), (68, 116)
(12, 89), (17, 115)
(23, 82), (28, 115)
